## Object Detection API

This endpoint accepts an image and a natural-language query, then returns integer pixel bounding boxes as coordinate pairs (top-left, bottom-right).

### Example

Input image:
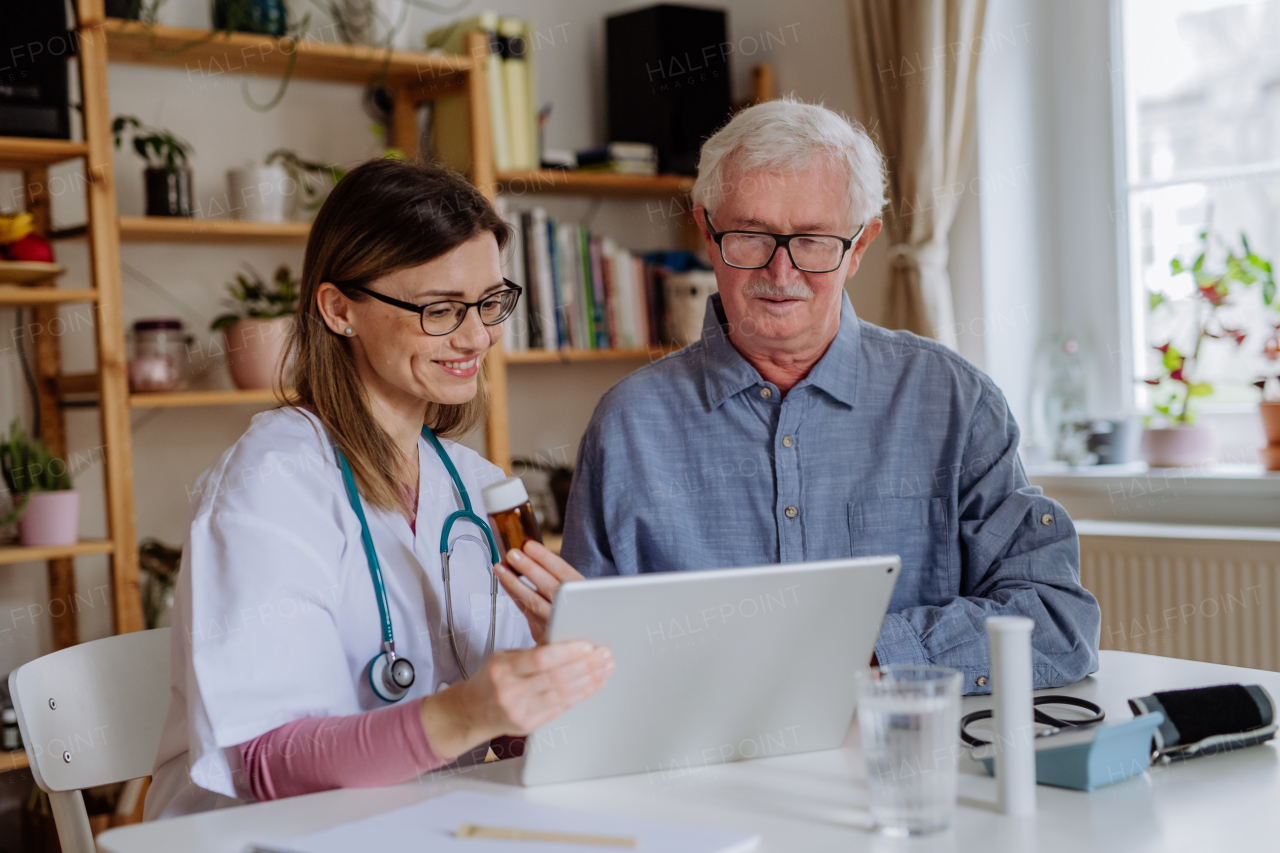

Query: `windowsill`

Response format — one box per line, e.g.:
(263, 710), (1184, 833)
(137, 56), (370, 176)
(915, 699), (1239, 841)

(1027, 462), (1280, 528)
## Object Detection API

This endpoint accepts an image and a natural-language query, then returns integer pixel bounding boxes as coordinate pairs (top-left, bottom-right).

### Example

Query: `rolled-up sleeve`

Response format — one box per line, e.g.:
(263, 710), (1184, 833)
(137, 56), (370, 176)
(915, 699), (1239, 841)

(874, 383), (1102, 695)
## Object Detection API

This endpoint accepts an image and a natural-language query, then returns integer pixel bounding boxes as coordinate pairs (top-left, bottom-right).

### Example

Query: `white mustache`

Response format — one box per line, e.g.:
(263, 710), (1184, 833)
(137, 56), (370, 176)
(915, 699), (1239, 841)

(741, 279), (814, 300)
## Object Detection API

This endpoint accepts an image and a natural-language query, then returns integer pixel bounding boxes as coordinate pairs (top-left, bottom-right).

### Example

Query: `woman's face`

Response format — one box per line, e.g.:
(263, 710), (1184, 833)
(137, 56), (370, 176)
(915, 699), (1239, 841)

(319, 231), (506, 409)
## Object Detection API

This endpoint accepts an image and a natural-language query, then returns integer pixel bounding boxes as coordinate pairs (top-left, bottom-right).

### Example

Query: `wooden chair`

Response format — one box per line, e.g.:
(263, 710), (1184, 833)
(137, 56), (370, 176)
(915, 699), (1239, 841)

(8, 628), (171, 853)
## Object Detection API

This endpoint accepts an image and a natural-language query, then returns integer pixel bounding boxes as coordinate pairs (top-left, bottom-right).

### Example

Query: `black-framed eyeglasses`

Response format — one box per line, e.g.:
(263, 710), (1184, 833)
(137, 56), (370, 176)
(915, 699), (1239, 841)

(349, 280), (522, 336)
(703, 210), (866, 274)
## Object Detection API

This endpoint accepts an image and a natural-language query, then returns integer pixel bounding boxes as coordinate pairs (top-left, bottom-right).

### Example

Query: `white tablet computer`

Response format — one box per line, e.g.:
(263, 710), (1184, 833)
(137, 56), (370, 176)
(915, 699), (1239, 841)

(521, 556), (901, 786)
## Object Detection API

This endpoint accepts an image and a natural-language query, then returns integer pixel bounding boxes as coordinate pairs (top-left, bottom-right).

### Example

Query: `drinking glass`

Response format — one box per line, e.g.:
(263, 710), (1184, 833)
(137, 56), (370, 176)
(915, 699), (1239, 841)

(854, 665), (963, 836)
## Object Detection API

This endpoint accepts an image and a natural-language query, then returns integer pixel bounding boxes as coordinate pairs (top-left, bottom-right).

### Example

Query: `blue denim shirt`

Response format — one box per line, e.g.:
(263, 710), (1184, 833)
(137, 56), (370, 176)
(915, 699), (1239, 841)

(561, 292), (1101, 694)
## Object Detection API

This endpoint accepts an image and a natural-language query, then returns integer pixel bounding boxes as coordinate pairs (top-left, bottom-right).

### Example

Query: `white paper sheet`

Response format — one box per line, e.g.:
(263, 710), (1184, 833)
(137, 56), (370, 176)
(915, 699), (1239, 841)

(250, 790), (760, 853)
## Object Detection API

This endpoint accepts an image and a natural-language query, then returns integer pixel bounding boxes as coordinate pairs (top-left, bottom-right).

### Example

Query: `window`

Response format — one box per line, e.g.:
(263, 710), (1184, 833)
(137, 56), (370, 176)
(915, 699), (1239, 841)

(1119, 0), (1280, 412)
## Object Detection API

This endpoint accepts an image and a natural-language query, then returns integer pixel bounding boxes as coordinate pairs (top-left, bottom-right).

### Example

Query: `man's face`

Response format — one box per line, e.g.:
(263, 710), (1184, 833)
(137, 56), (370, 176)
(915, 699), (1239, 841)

(696, 158), (879, 354)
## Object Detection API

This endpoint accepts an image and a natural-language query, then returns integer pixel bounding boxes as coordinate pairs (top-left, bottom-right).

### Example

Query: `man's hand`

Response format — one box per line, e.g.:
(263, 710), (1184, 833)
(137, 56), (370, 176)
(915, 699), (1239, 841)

(496, 540), (584, 644)
(420, 641), (612, 760)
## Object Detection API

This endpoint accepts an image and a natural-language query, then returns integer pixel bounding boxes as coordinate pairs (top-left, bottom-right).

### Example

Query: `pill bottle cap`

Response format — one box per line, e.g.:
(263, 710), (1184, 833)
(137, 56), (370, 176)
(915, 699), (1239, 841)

(482, 476), (530, 514)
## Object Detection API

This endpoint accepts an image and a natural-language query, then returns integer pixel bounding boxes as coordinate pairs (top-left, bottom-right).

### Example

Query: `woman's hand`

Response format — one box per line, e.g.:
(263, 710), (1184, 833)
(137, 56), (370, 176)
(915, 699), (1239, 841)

(419, 640), (612, 760)
(496, 540), (584, 644)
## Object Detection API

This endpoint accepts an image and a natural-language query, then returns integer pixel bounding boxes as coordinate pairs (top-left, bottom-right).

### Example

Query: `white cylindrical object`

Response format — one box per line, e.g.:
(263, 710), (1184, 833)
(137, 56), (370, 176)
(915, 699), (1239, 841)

(987, 615), (1036, 816)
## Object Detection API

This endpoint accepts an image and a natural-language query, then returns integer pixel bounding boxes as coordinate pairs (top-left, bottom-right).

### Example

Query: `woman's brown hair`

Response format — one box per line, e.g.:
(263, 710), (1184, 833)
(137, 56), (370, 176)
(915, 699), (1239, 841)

(283, 158), (509, 512)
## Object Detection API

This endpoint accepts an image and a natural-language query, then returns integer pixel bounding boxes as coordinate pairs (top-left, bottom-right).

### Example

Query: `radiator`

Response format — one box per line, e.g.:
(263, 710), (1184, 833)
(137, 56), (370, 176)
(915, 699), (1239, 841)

(1078, 523), (1280, 672)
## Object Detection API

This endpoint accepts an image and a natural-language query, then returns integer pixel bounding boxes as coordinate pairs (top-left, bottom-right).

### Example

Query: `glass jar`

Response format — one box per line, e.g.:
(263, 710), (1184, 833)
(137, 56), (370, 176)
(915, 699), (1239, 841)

(128, 319), (187, 393)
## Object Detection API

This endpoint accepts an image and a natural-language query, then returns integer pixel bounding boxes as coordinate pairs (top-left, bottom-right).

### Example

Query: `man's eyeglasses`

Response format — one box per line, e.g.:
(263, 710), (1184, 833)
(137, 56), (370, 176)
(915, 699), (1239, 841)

(703, 210), (866, 274)
(348, 280), (522, 336)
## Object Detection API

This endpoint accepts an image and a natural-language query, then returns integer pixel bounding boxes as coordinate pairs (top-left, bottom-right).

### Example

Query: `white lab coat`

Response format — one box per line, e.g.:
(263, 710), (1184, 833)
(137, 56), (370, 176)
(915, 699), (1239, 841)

(143, 407), (534, 819)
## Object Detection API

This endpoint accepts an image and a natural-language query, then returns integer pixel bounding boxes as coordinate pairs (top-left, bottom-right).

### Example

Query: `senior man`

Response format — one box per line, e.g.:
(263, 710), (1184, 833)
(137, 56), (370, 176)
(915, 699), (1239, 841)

(496, 98), (1100, 694)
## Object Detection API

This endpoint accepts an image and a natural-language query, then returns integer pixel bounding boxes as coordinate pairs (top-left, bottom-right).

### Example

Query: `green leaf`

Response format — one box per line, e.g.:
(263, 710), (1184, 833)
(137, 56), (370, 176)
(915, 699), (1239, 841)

(1162, 347), (1183, 371)
(1149, 291), (1165, 311)
(1170, 258), (1185, 274)
(1187, 383), (1213, 397)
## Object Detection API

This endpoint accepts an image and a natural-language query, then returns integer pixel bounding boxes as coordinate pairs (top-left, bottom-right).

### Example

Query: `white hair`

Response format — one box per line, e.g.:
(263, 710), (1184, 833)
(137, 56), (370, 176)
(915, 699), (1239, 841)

(692, 96), (887, 231)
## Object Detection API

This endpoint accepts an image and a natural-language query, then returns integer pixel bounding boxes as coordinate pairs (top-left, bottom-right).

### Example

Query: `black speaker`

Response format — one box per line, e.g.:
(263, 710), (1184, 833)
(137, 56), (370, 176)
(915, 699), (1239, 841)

(0, 1), (74, 139)
(606, 4), (732, 176)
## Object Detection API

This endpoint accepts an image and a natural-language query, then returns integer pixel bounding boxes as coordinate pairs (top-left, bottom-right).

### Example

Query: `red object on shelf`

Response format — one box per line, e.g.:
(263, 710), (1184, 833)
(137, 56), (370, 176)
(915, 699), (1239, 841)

(4, 233), (54, 262)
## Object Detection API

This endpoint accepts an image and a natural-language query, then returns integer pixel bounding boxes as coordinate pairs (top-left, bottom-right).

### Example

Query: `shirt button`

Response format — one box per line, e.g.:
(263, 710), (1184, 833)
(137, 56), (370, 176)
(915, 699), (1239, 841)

(976, 676), (987, 687)
(1040, 513), (1053, 526)
(785, 506), (798, 518)
(782, 436), (794, 448)
(760, 387), (772, 399)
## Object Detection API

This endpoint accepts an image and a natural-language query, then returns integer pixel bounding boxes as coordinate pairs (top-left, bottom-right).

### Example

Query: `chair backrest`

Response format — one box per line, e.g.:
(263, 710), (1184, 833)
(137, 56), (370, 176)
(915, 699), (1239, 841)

(8, 628), (171, 793)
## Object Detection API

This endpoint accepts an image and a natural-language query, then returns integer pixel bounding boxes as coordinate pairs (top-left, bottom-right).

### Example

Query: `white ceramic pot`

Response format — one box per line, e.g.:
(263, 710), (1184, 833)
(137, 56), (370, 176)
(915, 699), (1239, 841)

(19, 490), (80, 547)
(227, 165), (292, 222)
(225, 316), (293, 390)
(339, 0), (408, 46)
(1140, 425), (1215, 468)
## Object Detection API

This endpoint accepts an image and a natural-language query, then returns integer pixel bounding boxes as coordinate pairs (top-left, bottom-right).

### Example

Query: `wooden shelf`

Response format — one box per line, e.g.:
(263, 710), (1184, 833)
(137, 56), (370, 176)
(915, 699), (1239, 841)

(0, 287), (97, 306)
(103, 18), (472, 86)
(0, 137), (88, 168)
(0, 262), (65, 285)
(1, 749), (29, 772)
(0, 539), (114, 566)
(505, 346), (681, 364)
(119, 216), (310, 244)
(495, 170), (695, 197)
(130, 388), (285, 408)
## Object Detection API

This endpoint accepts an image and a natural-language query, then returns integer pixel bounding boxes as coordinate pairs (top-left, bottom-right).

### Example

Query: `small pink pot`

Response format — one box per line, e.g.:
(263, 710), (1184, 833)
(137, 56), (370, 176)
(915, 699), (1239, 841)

(225, 316), (293, 390)
(1262, 402), (1280, 446)
(18, 490), (80, 547)
(1140, 426), (1216, 468)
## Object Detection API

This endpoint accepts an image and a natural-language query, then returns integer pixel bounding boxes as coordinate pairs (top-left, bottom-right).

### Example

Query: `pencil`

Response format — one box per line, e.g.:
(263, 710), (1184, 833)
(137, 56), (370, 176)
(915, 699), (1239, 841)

(456, 823), (639, 847)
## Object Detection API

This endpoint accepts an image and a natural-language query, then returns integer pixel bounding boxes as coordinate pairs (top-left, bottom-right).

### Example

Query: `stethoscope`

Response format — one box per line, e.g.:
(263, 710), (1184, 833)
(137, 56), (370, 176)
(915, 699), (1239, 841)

(335, 425), (501, 703)
(959, 695), (1105, 747)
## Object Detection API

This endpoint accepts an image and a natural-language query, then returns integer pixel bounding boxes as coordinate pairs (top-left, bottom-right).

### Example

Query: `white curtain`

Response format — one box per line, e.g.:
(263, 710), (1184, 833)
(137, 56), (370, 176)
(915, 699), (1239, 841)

(847, 0), (987, 347)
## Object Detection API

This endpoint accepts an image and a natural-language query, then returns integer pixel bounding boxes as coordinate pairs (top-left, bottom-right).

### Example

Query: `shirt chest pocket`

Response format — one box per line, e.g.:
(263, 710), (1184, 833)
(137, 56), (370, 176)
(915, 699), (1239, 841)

(848, 498), (953, 608)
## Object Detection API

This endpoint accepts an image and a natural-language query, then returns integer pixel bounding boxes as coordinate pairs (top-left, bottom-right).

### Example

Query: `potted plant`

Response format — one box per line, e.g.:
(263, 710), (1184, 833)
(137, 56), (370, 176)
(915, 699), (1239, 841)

(1141, 232), (1274, 467)
(264, 150), (347, 219)
(213, 0), (289, 36)
(112, 115), (195, 217)
(212, 265), (300, 390)
(1257, 326), (1280, 470)
(105, 0), (162, 21)
(0, 421), (78, 547)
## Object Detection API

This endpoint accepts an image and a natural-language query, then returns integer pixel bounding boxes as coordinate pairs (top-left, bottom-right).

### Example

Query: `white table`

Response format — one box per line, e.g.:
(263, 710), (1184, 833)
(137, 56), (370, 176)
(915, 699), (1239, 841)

(97, 652), (1280, 852)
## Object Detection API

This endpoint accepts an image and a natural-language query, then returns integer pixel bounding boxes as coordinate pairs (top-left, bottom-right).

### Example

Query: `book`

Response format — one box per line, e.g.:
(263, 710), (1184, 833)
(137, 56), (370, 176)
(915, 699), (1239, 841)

(498, 203), (527, 351)
(576, 142), (657, 165)
(425, 13), (510, 172)
(577, 160), (659, 175)
(250, 790), (761, 853)
(498, 18), (535, 170)
(529, 207), (557, 348)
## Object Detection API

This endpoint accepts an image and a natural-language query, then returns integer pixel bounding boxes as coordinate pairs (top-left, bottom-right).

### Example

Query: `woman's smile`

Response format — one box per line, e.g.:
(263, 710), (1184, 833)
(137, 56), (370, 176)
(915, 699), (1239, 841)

(436, 356), (480, 378)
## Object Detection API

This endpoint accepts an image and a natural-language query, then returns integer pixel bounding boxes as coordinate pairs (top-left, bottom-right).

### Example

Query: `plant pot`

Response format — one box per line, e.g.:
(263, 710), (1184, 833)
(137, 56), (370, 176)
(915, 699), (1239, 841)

(1262, 402), (1280, 446)
(213, 0), (288, 36)
(337, 0), (409, 46)
(18, 490), (80, 547)
(1140, 425), (1216, 468)
(105, 0), (143, 18)
(225, 316), (292, 390)
(227, 165), (292, 222)
(1262, 444), (1280, 472)
(144, 166), (193, 217)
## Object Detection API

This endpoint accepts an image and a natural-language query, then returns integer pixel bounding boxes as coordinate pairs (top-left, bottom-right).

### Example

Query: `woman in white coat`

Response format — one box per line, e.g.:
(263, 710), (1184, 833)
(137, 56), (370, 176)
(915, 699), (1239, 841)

(144, 159), (612, 818)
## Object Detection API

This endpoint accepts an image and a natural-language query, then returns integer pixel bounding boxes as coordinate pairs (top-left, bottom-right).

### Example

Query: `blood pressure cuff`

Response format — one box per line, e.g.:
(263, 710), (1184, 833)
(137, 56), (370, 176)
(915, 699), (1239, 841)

(1128, 684), (1278, 763)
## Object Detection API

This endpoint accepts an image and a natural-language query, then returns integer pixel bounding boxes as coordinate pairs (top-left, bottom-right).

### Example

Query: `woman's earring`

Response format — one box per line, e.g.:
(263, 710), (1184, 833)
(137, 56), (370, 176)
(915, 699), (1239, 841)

(344, 327), (354, 336)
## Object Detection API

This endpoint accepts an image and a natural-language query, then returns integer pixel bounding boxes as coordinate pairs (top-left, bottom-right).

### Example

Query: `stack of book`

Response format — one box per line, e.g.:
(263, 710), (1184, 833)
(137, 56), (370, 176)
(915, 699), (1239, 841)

(499, 205), (670, 352)
(575, 142), (658, 175)
(427, 14), (538, 171)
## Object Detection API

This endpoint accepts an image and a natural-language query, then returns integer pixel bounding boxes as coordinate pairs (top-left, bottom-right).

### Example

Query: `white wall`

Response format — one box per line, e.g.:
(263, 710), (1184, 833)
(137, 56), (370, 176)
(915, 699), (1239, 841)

(0, 0), (885, 672)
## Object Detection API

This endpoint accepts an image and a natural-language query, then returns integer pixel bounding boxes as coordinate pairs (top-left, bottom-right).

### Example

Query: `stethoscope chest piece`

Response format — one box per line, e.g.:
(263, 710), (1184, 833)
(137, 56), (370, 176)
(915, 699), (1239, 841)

(368, 646), (415, 702)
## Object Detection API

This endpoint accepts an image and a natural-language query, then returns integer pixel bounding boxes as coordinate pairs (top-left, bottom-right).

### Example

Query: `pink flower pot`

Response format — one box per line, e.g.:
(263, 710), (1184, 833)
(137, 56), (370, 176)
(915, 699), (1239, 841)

(1262, 402), (1280, 446)
(1140, 426), (1216, 468)
(18, 490), (80, 547)
(224, 316), (293, 390)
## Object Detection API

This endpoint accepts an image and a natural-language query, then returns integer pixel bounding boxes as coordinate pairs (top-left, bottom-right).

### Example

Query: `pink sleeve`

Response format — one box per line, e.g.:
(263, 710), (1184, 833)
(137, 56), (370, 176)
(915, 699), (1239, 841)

(237, 698), (445, 801)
